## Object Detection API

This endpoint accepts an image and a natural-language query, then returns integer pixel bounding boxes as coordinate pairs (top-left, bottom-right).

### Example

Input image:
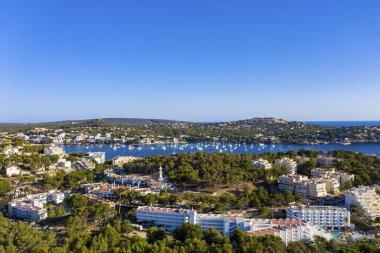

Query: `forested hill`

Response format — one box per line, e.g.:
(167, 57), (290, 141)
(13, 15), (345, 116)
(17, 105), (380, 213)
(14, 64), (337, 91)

(0, 118), (187, 131)
(0, 117), (318, 129)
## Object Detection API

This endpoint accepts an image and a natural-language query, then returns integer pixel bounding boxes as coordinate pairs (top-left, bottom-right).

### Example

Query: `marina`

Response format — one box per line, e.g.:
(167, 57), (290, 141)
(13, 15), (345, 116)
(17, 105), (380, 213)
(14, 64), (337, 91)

(62, 142), (380, 160)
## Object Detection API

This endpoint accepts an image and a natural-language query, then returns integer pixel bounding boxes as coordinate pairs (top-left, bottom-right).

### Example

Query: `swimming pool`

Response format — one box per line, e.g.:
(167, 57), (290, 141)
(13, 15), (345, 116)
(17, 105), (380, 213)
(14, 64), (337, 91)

(331, 232), (343, 239)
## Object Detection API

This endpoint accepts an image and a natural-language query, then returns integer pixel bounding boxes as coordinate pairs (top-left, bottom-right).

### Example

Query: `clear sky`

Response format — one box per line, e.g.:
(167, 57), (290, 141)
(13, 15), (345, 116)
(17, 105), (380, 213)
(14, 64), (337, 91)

(1, 0), (380, 123)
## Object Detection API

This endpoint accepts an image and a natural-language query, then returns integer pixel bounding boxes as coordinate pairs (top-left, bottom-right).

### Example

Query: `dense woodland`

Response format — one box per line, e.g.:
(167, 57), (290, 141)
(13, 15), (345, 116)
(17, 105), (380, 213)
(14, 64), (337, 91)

(123, 150), (380, 188)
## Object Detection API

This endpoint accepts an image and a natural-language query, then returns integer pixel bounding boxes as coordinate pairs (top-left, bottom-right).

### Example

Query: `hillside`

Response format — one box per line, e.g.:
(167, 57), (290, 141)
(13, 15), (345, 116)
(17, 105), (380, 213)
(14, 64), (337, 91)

(0, 118), (186, 131)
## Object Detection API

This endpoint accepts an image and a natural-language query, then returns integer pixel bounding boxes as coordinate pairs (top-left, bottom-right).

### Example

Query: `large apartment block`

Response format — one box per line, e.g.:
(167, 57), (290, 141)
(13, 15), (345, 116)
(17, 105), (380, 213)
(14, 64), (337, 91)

(311, 168), (354, 187)
(279, 168), (354, 197)
(248, 219), (331, 245)
(8, 190), (65, 221)
(251, 159), (272, 169)
(275, 157), (297, 174)
(345, 186), (380, 220)
(286, 203), (350, 230)
(278, 175), (327, 198)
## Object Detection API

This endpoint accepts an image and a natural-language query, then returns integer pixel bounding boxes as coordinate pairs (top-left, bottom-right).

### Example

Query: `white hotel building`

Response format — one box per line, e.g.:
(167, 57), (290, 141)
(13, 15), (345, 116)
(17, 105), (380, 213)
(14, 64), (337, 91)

(136, 207), (196, 231)
(286, 203), (350, 230)
(136, 206), (331, 243)
(248, 219), (331, 245)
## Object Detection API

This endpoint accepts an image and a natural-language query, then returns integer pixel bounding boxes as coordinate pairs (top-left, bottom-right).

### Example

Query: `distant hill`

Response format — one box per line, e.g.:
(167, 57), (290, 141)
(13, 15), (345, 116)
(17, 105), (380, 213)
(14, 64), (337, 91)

(0, 118), (187, 131)
(0, 117), (327, 128)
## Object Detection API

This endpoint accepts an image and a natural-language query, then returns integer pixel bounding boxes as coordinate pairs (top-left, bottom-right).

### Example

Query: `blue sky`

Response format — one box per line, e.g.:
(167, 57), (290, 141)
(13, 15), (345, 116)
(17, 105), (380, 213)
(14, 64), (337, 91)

(1, 0), (380, 122)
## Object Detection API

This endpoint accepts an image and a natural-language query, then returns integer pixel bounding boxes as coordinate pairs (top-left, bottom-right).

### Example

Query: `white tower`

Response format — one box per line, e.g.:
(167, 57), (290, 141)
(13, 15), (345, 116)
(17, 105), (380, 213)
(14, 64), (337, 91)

(158, 166), (164, 181)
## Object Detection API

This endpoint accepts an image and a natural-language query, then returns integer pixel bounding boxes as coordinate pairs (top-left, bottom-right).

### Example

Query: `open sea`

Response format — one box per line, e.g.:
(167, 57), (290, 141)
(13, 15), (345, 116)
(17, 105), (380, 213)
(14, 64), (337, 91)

(305, 121), (380, 127)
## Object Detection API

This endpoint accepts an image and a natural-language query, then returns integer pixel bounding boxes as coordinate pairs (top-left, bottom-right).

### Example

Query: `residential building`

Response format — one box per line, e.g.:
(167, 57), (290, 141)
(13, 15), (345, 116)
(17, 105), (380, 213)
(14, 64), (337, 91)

(296, 156), (310, 164)
(84, 183), (118, 200)
(2, 147), (20, 156)
(73, 158), (96, 170)
(279, 175), (308, 193)
(112, 156), (139, 166)
(345, 186), (380, 219)
(278, 175), (327, 198)
(57, 158), (72, 168)
(320, 177), (340, 193)
(311, 168), (354, 186)
(248, 219), (331, 245)
(307, 180), (327, 198)
(251, 159), (272, 169)
(294, 181), (309, 197)
(8, 190), (65, 221)
(316, 156), (335, 167)
(275, 157), (297, 174)
(50, 136), (64, 144)
(88, 152), (106, 164)
(8, 202), (47, 221)
(5, 166), (21, 177)
(44, 145), (64, 156)
(286, 203), (350, 230)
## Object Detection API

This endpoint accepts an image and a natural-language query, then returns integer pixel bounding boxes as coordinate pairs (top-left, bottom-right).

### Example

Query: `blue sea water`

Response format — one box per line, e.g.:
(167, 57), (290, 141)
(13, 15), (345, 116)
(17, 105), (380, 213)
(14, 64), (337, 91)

(62, 142), (380, 160)
(305, 121), (380, 127)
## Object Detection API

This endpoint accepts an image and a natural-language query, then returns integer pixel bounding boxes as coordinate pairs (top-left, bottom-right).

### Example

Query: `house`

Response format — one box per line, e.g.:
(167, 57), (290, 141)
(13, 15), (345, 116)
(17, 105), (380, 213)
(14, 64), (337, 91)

(251, 159), (272, 169)
(44, 145), (64, 156)
(5, 166), (21, 177)
(88, 152), (106, 164)
(74, 158), (96, 170)
(112, 156), (139, 166)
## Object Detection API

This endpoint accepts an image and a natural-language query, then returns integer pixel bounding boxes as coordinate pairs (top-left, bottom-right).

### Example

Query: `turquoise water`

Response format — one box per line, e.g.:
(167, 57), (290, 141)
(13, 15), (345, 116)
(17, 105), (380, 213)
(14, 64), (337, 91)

(62, 142), (380, 160)
(331, 232), (343, 239)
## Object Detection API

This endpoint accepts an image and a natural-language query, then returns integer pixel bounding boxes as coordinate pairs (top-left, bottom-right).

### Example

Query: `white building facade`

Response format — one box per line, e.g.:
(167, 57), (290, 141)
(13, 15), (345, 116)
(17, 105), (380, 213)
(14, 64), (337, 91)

(251, 159), (272, 169)
(8, 190), (65, 221)
(275, 157), (297, 174)
(136, 206), (331, 244)
(286, 203), (350, 230)
(345, 185), (380, 220)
